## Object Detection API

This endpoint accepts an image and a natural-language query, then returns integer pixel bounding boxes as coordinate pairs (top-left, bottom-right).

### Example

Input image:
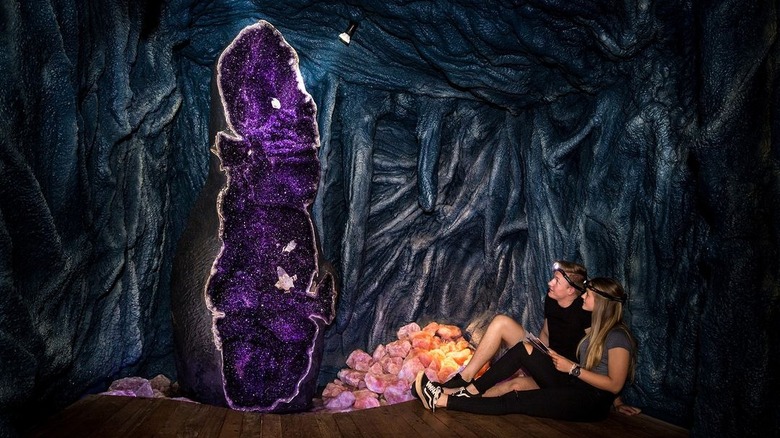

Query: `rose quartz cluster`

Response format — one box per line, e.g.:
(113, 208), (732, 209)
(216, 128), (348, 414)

(318, 322), (474, 411)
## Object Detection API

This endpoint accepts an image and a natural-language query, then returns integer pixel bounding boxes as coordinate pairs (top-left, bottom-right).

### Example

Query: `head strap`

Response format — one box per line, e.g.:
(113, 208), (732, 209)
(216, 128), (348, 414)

(583, 279), (627, 304)
(552, 262), (584, 293)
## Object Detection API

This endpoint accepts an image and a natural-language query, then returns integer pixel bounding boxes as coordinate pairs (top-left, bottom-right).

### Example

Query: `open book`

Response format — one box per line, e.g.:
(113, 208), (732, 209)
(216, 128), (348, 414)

(526, 333), (551, 355)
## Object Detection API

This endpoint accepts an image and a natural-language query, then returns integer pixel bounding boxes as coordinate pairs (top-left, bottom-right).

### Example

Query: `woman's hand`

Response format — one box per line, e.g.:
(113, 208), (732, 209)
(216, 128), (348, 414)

(548, 349), (576, 374)
(613, 397), (642, 415)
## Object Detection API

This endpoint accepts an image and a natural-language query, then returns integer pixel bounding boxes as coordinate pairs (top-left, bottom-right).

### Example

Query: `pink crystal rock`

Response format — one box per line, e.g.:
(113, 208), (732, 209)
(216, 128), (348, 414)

(317, 321), (475, 411)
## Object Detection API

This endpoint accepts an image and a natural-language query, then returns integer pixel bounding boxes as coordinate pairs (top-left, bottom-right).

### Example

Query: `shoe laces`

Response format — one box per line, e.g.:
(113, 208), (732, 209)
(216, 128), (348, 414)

(425, 381), (442, 411)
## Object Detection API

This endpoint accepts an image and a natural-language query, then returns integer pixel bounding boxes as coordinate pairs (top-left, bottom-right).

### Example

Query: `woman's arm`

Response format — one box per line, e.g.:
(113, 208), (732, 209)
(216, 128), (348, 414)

(549, 347), (630, 394)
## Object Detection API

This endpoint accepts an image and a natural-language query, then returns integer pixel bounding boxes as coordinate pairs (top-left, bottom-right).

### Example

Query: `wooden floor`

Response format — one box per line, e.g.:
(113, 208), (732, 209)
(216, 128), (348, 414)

(27, 394), (688, 437)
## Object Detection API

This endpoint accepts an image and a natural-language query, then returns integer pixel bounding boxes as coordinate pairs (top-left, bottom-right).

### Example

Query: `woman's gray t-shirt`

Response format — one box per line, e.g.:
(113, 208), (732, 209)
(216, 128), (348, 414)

(577, 329), (633, 376)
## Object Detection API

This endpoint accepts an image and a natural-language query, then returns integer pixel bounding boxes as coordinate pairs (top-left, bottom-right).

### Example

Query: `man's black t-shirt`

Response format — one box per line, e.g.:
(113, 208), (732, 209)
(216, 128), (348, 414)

(544, 294), (591, 362)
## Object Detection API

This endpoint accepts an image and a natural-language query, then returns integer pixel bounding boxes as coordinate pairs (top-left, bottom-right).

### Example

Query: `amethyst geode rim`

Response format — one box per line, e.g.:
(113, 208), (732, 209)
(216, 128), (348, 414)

(206, 20), (336, 411)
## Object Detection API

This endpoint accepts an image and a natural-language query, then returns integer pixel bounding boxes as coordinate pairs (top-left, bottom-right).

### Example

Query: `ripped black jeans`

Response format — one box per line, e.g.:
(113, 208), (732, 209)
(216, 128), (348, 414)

(452, 341), (615, 422)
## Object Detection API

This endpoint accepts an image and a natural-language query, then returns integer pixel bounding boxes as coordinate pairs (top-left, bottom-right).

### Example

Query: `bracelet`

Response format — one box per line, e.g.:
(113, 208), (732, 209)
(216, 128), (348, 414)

(569, 363), (577, 374)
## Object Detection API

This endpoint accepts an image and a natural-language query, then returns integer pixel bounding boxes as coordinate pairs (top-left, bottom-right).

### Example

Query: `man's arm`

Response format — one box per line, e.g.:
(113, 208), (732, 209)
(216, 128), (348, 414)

(539, 319), (550, 345)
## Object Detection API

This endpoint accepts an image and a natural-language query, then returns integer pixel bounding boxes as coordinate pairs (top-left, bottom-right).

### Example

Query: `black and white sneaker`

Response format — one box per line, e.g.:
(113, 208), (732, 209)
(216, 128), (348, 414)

(451, 387), (480, 398)
(414, 371), (442, 411)
(441, 372), (470, 389)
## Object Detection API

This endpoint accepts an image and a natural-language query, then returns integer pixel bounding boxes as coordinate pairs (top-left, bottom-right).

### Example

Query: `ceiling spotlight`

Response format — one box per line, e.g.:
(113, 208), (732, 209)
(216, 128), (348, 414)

(339, 21), (359, 46)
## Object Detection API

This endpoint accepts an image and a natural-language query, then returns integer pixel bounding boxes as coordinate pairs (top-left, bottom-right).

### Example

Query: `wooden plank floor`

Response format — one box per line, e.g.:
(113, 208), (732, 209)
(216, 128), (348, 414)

(27, 395), (688, 437)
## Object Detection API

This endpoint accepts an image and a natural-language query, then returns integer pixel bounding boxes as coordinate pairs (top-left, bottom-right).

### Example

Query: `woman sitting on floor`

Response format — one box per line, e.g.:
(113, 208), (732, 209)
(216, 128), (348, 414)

(414, 277), (637, 422)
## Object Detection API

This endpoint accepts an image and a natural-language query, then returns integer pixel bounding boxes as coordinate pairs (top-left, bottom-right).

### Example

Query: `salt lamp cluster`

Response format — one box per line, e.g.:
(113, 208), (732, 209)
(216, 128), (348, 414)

(318, 322), (481, 411)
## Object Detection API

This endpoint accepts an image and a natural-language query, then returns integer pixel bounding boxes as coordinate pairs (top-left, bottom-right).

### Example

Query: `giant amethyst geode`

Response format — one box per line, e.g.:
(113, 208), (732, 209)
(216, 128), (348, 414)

(171, 21), (336, 412)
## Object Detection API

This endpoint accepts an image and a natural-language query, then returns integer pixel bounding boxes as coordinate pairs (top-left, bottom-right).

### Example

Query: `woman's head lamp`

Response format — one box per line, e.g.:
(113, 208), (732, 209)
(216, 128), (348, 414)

(552, 262), (585, 293)
(583, 280), (628, 304)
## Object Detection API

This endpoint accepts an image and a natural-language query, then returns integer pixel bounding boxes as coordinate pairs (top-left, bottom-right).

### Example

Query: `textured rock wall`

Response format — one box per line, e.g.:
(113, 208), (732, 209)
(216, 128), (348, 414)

(0, 0), (190, 433)
(0, 0), (778, 436)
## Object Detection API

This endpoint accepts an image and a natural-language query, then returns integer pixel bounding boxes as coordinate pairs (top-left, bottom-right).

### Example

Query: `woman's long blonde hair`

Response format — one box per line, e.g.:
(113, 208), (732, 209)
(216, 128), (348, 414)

(578, 277), (636, 380)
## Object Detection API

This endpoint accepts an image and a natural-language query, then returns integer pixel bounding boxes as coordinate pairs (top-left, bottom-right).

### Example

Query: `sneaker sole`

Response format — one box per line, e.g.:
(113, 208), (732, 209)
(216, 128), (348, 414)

(414, 371), (432, 410)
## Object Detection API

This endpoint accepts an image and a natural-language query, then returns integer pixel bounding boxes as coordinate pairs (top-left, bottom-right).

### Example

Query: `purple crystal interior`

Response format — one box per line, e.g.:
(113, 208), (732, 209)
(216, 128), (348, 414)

(209, 21), (335, 411)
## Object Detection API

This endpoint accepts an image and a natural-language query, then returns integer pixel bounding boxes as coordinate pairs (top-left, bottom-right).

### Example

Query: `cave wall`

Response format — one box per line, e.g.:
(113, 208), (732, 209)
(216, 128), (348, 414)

(0, 0), (778, 436)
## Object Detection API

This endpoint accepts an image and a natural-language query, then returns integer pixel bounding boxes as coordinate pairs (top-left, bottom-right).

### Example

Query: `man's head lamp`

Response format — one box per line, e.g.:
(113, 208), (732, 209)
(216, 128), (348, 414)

(552, 262), (585, 293)
(583, 279), (628, 304)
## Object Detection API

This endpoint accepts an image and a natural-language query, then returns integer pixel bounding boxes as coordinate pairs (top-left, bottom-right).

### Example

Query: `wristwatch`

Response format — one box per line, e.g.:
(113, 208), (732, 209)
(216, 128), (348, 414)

(570, 364), (581, 377)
